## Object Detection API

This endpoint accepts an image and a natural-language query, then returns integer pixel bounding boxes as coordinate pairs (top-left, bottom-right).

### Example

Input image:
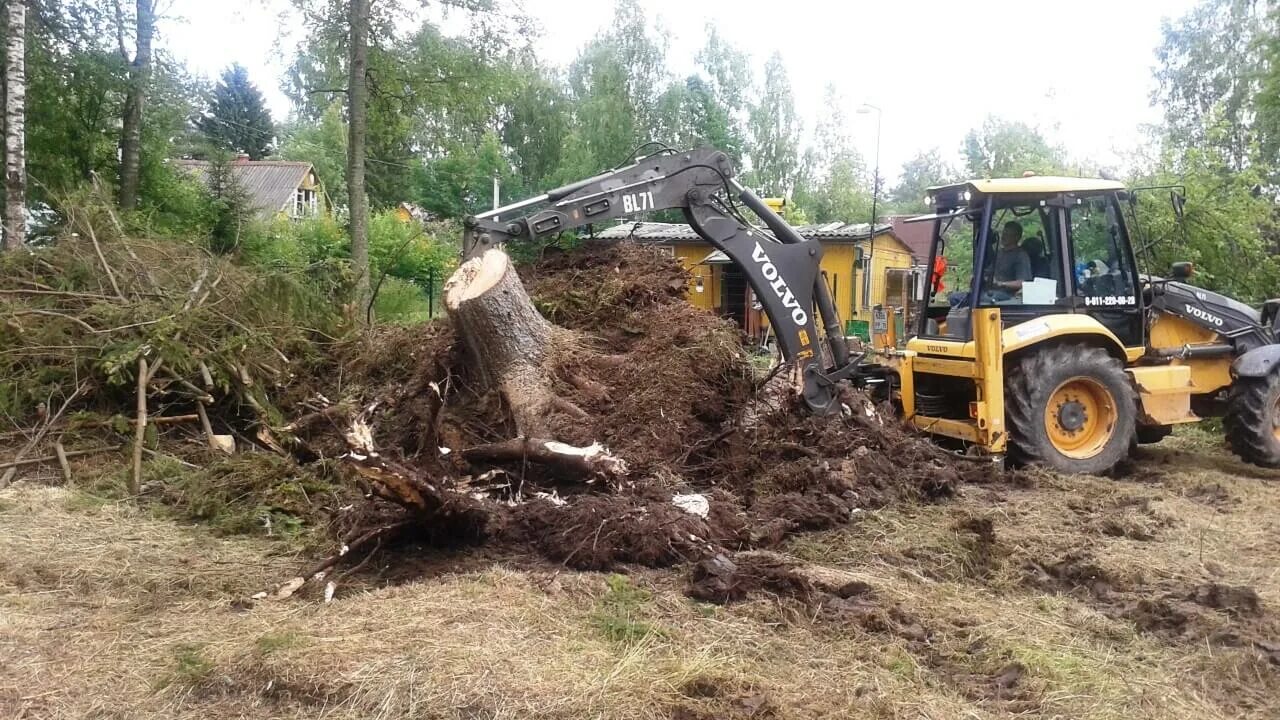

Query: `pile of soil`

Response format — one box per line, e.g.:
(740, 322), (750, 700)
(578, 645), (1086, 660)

(293, 241), (997, 578)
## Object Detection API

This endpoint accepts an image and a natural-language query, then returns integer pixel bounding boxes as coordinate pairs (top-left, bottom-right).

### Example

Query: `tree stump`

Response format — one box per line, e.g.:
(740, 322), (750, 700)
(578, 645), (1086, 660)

(444, 249), (627, 482)
(445, 248), (557, 436)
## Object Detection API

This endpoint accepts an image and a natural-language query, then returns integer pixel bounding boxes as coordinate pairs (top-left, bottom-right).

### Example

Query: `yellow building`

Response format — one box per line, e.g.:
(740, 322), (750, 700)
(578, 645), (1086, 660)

(595, 221), (915, 337)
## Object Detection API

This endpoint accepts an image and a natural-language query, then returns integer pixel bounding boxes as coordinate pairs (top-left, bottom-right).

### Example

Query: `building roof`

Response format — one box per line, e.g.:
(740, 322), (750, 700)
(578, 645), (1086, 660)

(888, 215), (933, 264)
(595, 220), (895, 243)
(172, 159), (317, 219)
(929, 176), (1126, 197)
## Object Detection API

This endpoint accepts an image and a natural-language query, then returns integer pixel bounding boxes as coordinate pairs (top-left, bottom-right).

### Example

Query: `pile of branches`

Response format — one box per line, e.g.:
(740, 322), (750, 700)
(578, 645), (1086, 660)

(0, 203), (347, 490)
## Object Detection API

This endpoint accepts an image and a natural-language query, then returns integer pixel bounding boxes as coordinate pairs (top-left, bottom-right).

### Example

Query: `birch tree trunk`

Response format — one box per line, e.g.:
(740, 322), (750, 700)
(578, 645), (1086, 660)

(347, 0), (371, 323)
(117, 0), (155, 211)
(2, 0), (25, 251)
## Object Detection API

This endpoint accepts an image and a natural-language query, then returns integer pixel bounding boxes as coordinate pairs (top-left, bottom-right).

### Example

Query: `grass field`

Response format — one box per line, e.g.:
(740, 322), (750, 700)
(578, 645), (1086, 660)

(3, 427), (1279, 719)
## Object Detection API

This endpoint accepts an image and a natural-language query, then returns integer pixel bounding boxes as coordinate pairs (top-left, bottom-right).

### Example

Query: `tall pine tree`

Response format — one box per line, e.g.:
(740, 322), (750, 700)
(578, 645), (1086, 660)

(197, 64), (274, 159)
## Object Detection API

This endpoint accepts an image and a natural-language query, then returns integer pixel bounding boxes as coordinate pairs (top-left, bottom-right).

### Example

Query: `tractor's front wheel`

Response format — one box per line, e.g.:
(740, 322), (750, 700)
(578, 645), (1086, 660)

(1005, 344), (1136, 474)
(1224, 371), (1280, 467)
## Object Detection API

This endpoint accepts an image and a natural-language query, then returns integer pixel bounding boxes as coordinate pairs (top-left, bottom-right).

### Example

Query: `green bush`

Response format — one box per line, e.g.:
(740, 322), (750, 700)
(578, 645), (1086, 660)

(131, 163), (220, 239)
(368, 211), (457, 285)
(372, 276), (433, 324)
(239, 215), (345, 269)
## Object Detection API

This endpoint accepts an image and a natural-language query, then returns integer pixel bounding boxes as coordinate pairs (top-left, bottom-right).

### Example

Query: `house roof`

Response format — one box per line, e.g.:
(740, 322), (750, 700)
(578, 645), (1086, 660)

(172, 159), (316, 219)
(595, 221), (896, 243)
(888, 215), (933, 264)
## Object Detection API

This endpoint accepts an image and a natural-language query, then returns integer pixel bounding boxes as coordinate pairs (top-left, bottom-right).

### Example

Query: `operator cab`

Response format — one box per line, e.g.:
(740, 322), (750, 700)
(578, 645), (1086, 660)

(913, 176), (1142, 347)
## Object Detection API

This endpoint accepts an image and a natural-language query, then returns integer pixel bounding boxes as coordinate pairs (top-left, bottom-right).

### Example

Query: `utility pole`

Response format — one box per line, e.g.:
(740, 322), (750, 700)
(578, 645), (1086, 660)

(492, 174), (500, 212)
(857, 103), (882, 311)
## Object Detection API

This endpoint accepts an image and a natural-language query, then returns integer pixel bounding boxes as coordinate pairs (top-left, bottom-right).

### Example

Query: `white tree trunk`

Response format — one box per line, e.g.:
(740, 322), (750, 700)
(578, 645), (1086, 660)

(3, 0), (26, 250)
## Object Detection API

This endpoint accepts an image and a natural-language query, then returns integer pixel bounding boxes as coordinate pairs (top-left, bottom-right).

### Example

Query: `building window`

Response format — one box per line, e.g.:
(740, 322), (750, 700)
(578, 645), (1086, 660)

(294, 188), (318, 218)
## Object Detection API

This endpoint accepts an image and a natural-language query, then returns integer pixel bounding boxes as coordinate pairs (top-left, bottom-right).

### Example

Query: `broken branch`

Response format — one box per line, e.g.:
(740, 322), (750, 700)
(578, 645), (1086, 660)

(461, 438), (628, 482)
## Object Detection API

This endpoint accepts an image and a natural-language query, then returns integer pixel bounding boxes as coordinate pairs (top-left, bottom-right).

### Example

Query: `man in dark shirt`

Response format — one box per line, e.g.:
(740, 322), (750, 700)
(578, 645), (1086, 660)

(991, 222), (1032, 296)
(947, 221), (1034, 307)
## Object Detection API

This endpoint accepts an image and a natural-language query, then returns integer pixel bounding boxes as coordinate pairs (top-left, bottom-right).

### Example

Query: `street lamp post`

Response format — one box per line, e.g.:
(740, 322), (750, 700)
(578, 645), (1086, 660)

(857, 103), (881, 312)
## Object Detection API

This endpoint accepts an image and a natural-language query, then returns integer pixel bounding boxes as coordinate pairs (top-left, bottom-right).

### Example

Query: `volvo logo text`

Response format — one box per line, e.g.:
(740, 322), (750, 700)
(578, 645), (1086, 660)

(1184, 304), (1224, 327)
(751, 242), (809, 326)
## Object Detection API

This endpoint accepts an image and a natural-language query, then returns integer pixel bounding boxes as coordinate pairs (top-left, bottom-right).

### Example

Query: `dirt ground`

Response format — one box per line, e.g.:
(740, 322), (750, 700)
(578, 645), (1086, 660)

(3, 427), (1279, 720)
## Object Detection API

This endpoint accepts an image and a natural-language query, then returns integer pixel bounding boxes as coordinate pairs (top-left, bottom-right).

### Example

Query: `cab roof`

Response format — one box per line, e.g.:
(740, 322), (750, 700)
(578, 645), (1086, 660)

(929, 176), (1126, 197)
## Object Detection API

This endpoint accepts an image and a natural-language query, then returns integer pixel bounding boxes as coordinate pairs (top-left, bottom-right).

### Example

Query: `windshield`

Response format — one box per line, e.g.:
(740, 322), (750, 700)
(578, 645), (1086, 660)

(928, 204), (1065, 309)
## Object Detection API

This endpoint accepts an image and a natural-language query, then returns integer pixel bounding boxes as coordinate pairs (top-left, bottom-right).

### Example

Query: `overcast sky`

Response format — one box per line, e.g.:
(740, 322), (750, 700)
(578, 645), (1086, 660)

(163, 0), (1198, 183)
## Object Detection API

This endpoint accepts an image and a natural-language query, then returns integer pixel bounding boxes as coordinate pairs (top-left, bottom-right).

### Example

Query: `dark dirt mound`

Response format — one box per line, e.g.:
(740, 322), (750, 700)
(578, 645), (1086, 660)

(1024, 552), (1279, 667)
(670, 676), (778, 717)
(687, 552), (816, 604)
(927, 653), (1040, 713)
(1122, 597), (1192, 636)
(286, 241), (1002, 587)
(1023, 552), (1126, 599)
(686, 551), (929, 640)
(1069, 494), (1174, 542)
(1189, 583), (1263, 617)
(506, 485), (748, 570)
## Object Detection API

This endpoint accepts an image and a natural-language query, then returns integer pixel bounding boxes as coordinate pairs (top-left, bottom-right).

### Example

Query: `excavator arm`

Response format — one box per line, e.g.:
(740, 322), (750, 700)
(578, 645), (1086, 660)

(461, 146), (861, 413)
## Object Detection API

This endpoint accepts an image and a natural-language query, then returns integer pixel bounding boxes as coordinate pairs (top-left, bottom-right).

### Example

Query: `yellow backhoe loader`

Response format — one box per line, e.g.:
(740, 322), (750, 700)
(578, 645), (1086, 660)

(868, 176), (1280, 473)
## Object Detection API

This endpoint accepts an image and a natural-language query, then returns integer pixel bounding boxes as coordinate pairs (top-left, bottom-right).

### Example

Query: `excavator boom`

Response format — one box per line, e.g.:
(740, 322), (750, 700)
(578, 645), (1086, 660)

(462, 146), (861, 413)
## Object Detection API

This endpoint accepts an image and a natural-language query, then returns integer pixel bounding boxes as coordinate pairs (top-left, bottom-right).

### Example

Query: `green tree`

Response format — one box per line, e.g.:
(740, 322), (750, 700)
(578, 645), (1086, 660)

(655, 75), (737, 155)
(962, 116), (1063, 178)
(890, 148), (956, 212)
(278, 101), (347, 210)
(286, 3), (527, 208)
(651, 27), (751, 165)
(1154, 0), (1268, 171)
(1129, 131), (1280, 303)
(415, 130), (513, 218)
(564, 0), (668, 177)
(746, 52), (801, 196)
(502, 61), (569, 193)
(793, 86), (869, 223)
(196, 63), (274, 159)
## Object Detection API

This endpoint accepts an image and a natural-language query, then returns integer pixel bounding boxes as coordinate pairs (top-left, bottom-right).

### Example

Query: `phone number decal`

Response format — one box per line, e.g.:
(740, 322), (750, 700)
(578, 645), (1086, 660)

(1084, 295), (1136, 307)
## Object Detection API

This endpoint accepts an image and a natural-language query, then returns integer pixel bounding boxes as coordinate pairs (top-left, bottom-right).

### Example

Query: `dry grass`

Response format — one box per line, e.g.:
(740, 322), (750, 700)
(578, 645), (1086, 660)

(3, 427), (1280, 719)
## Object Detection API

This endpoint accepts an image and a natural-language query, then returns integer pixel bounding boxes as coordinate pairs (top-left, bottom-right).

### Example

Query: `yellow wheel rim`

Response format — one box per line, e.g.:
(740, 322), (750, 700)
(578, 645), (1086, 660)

(1044, 377), (1116, 459)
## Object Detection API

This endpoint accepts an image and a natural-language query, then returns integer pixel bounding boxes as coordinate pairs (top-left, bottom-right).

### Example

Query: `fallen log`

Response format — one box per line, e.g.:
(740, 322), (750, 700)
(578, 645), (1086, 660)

(462, 438), (628, 483)
(0, 445), (121, 470)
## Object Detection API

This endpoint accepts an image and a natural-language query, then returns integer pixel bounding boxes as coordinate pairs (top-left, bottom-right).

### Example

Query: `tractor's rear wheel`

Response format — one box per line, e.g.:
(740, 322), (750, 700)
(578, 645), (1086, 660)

(1005, 344), (1136, 474)
(1224, 371), (1280, 467)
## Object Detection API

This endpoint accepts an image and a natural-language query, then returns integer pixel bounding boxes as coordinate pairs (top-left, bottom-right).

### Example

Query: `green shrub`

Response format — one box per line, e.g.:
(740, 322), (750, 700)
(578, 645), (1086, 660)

(368, 211), (457, 286)
(134, 162), (220, 238)
(372, 276), (433, 324)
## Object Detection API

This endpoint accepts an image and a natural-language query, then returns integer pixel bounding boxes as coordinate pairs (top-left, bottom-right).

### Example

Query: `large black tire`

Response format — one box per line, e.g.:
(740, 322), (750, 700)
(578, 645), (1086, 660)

(1224, 371), (1280, 467)
(1005, 344), (1137, 474)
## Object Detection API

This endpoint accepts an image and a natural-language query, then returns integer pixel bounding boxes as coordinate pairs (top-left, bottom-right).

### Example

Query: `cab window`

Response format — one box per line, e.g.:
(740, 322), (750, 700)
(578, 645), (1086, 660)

(1069, 195), (1136, 305)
